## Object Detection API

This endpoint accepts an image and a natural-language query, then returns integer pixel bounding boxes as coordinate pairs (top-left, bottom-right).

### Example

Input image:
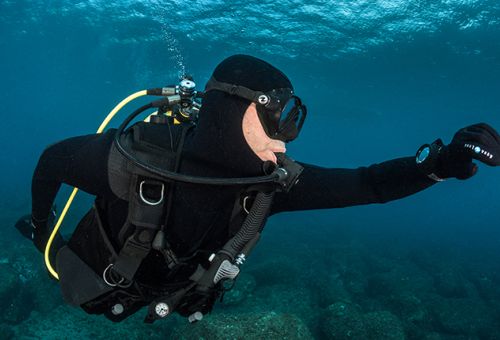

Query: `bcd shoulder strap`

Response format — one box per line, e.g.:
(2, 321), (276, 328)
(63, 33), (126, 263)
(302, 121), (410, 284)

(106, 122), (192, 283)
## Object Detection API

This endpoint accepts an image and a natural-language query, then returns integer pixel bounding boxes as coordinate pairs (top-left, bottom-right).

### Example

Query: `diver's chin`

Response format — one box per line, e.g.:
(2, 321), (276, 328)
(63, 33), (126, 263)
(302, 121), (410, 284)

(254, 150), (278, 164)
(254, 141), (286, 163)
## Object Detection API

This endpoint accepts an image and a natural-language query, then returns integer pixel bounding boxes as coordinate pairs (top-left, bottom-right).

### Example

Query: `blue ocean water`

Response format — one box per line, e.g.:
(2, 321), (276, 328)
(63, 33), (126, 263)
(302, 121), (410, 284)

(1, 1), (500, 338)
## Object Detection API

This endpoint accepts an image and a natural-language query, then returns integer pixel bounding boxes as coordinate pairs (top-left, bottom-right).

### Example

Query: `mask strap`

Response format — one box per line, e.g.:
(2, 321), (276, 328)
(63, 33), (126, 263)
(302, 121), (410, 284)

(205, 77), (264, 103)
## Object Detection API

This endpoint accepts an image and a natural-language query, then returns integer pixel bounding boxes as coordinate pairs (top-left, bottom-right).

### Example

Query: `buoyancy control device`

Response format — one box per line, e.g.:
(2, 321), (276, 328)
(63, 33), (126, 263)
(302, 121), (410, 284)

(48, 76), (304, 323)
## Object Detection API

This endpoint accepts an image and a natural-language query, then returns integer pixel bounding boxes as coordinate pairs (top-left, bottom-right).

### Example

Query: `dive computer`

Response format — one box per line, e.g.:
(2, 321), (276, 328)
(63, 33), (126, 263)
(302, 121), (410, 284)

(416, 139), (446, 182)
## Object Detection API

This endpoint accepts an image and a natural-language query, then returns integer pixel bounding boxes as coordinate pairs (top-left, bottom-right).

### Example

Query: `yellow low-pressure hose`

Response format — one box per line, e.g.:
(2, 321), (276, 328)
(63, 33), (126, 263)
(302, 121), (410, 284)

(45, 90), (148, 279)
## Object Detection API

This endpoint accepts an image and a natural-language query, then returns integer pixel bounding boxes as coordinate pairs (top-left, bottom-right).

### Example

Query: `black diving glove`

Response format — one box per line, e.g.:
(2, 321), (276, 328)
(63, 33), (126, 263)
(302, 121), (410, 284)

(417, 123), (500, 181)
(15, 208), (64, 254)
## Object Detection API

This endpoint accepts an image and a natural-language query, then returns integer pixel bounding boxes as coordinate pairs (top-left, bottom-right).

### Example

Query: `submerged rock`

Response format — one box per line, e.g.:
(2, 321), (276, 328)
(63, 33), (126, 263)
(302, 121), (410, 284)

(382, 293), (435, 339)
(0, 323), (15, 339)
(420, 332), (443, 340)
(242, 283), (318, 326)
(171, 311), (314, 339)
(221, 273), (256, 306)
(433, 266), (478, 299)
(340, 267), (367, 296)
(365, 264), (433, 298)
(1, 242), (64, 317)
(385, 294), (428, 323)
(470, 273), (500, 301)
(322, 302), (406, 340)
(0, 264), (21, 299)
(428, 296), (498, 337)
(364, 310), (405, 340)
(321, 270), (352, 306)
(246, 255), (302, 287)
(321, 301), (368, 339)
(0, 264), (31, 324)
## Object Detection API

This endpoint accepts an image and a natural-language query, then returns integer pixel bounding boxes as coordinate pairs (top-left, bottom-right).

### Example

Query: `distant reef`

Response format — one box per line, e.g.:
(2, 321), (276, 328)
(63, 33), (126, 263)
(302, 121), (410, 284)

(1, 232), (500, 339)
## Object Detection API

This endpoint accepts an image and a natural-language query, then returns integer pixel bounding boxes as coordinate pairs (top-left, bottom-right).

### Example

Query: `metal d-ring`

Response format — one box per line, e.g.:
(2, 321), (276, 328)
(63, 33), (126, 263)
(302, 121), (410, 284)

(139, 180), (165, 206)
(103, 264), (125, 287)
(242, 196), (251, 214)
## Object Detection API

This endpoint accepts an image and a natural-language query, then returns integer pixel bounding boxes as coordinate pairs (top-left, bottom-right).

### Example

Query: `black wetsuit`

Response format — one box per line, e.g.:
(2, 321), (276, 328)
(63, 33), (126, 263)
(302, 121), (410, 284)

(28, 83), (435, 321)
(32, 123), (435, 289)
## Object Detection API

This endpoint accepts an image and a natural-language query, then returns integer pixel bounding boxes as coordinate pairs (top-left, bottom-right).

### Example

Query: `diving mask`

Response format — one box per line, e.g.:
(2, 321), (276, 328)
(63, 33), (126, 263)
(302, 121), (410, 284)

(205, 77), (307, 142)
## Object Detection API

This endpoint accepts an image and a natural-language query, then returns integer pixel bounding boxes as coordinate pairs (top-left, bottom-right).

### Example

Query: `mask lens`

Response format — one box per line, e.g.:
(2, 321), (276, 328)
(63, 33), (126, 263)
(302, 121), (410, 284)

(279, 98), (297, 125)
(257, 90), (306, 142)
(278, 97), (306, 134)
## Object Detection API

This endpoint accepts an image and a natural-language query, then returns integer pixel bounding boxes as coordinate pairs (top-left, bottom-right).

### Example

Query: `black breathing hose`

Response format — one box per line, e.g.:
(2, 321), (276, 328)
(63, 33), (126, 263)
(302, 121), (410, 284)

(224, 191), (274, 257)
(113, 101), (285, 186)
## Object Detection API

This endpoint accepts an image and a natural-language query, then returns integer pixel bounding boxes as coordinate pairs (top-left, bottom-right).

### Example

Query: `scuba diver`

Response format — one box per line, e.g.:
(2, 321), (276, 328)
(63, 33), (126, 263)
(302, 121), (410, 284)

(15, 54), (500, 323)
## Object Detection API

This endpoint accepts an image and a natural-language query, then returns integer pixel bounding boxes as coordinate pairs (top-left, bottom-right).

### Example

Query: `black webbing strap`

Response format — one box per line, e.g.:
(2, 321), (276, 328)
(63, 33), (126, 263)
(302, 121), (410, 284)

(156, 123), (193, 268)
(110, 174), (166, 282)
(161, 123), (192, 233)
(112, 228), (154, 281)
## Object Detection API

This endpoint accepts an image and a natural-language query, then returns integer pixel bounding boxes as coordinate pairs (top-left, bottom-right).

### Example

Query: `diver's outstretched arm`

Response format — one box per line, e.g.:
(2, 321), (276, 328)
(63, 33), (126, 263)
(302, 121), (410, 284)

(271, 157), (435, 214)
(271, 123), (500, 214)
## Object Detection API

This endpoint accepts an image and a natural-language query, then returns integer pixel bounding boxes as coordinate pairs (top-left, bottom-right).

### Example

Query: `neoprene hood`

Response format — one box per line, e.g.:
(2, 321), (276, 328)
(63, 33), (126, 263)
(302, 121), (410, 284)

(209, 54), (293, 93)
